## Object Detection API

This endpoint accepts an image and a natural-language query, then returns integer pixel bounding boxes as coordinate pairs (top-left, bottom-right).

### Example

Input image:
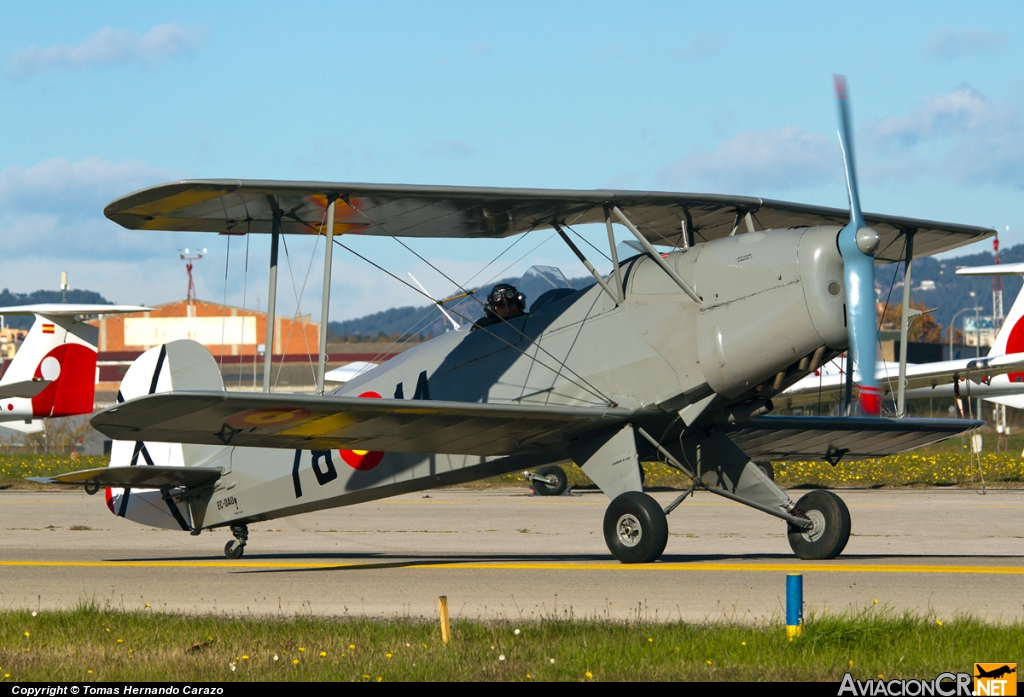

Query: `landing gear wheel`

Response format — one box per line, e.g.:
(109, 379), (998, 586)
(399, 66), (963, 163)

(603, 491), (669, 564)
(756, 462), (774, 482)
(787, 490), (851, 560)
(224, 540), (245, 560)
(532, 466), (568, 496)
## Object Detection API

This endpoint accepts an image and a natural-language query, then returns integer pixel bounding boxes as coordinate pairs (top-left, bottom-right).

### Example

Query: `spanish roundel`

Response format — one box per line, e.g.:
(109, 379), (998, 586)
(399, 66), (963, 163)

(339, 391), (384, 470)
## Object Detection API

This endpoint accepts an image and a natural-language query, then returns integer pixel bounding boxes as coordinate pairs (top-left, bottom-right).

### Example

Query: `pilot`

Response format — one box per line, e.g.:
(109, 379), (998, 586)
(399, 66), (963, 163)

(472, 283), (527, 329)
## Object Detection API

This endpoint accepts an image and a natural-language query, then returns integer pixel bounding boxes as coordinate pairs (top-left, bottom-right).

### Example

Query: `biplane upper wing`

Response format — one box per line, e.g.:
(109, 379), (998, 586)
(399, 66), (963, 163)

(91, 392), (632, 456)
(104, 180), (994, 263)
(775, 353), (1024, 409)
(725, 415), (981, 462)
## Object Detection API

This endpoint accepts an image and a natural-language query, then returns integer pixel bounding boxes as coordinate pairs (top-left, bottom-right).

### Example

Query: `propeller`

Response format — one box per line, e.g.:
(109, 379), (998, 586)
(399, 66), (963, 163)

(834, 75), (881, 415)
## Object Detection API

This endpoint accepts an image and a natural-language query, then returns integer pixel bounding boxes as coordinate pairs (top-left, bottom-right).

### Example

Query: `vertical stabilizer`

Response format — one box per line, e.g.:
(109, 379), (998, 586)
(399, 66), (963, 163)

(106, 339), (229, 530)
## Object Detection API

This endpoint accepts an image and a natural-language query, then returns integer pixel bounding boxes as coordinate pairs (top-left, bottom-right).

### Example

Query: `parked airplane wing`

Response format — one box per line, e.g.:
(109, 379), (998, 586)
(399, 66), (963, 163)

(91, 392), (632, 456)
(726, 415), (981, 462)
(104, 180), (994, 263)
(28, 465), (222, 489)
(775, 353), (1024, 409)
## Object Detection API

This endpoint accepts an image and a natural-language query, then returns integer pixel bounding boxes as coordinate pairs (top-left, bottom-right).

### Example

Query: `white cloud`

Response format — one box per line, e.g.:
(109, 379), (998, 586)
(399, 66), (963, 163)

(5, 23), (204, 79)
(924, 26), (1007, 61)
(863, 86), (1024, 189)
(658, 126), (838, 193)
(0, 157), (177, 212)
(867, 85), (991, 148)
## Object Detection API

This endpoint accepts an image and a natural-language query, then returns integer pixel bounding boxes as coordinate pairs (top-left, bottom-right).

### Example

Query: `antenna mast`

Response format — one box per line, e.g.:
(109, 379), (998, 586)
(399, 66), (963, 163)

(178, 248), (207, 318)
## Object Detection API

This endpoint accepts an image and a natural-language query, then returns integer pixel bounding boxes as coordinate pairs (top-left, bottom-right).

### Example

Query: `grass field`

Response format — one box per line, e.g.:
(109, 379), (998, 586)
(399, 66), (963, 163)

(3, 439), (1024, 492)
(0, 605), (1020, 682)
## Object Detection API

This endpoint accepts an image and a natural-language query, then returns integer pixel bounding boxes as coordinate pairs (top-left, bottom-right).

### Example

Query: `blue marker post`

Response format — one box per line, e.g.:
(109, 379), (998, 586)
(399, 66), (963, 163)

(786, 573), (803, 638)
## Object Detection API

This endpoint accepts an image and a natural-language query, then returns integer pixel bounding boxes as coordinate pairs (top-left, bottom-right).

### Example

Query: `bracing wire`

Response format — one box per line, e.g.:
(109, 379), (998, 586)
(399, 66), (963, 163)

(272, 231), (322, 390)
(334, 237), (613, 405)
(238, 234), (250, 390)
(219, 236), (231, 370)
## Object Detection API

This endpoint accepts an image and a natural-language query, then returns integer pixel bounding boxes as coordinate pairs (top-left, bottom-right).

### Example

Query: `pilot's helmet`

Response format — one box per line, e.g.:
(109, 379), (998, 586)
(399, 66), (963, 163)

(484, 283), (527, 317)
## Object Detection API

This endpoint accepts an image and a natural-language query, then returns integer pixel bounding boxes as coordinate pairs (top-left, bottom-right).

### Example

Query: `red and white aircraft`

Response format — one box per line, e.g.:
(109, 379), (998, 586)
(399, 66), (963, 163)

(0, 304), (149, 433)
(777, 263), (1024, 412)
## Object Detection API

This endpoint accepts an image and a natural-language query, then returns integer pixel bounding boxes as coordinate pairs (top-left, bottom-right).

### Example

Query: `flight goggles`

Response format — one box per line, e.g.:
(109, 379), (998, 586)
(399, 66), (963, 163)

(488, 287), (520, 304)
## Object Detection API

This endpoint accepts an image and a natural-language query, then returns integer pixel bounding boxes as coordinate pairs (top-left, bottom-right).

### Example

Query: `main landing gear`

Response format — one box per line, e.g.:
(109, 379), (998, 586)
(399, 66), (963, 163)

(598, 485), (852, 564)
(224, 523), (248, 560)
(786, 491), (851, 560)
(603, 492), (668, 564)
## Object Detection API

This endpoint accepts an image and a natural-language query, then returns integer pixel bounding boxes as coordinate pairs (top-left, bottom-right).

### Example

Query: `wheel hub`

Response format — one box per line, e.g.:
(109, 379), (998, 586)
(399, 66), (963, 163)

(800, 510), (826, 542)
(615, 513), (642, 547)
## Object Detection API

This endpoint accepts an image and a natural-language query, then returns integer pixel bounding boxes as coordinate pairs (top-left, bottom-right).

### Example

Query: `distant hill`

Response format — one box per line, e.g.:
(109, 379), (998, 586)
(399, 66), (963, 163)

(877, 242), (1023, 333)
(331, 242), (1024, 342)
(0, 289), (112, 329)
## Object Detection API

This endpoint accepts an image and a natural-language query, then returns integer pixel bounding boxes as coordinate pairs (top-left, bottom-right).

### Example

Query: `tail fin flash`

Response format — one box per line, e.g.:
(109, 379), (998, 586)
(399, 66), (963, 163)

(106, 340), (228, 530)
(956, 263), (1024, 381)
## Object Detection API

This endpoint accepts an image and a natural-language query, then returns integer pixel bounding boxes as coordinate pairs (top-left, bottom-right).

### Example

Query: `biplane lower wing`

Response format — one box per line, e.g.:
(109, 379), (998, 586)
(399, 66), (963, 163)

(28, 465), (222, 489)
(91, 392), (632, 456)
(725, 415), (982, 463)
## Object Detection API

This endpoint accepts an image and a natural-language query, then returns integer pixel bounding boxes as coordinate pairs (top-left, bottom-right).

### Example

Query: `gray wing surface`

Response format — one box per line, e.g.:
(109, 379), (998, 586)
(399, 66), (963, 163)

(104, 180), (994, 263)
(725, 416), (981, 462)
(91, 392), (631, 455)
(28, 466), (222, 489)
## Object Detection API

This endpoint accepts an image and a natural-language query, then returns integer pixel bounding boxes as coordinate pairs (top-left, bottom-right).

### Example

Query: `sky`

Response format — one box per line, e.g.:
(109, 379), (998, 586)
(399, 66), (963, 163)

(2, 1), (1024, 322)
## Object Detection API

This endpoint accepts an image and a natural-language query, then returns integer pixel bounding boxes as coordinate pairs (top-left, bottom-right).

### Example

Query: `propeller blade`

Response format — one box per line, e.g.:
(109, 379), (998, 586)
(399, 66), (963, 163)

(834, 75), (881, 415)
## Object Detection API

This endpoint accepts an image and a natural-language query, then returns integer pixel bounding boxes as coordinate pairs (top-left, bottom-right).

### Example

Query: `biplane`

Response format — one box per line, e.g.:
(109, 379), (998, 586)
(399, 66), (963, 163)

(36, 78), (992, 563)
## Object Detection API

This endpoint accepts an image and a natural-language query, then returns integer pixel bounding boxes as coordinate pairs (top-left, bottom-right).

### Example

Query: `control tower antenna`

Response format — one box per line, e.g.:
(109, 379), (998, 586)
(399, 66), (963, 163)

(178, 248), (207, 318)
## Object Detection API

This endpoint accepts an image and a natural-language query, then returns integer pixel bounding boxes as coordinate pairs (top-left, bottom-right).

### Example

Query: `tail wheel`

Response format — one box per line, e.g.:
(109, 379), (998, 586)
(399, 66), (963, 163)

(603, 491), (668, 564)
(787, 490), (851, 560)
(532, 466), (568, 496)
(224, 540), (245, 560)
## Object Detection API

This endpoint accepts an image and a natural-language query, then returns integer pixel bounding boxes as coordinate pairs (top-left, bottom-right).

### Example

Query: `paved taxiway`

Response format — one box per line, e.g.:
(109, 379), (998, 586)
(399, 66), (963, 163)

(2, 487), (1022, 622)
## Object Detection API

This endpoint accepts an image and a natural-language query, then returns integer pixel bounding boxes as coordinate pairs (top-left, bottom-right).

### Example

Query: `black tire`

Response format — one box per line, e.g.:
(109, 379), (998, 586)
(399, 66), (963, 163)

(756, 462), (774, 482)
(787, 490), (851, 560)
(603, 491), (669, 564)
(224, 540), (245, 560)
(533, 466), (568, 496)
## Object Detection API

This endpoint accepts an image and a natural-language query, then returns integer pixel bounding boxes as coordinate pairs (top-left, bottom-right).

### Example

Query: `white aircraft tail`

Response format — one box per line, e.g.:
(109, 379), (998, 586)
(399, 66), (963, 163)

(106, 339), (229, 530)
(0, 304), (149, 422)
(957, 263), (1024, 369)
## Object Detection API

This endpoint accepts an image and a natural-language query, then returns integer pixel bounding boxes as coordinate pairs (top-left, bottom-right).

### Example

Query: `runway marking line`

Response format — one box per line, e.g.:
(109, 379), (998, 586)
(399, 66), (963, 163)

(3, 560), (1024, 575)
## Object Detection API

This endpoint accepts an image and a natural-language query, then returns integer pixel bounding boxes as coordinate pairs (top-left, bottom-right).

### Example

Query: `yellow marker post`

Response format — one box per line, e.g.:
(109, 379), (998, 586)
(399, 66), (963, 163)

(438, 596), (451, 644)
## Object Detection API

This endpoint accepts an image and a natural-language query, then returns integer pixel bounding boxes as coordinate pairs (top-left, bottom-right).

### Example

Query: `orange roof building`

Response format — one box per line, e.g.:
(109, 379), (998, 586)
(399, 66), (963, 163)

(93, 299), (319, 358)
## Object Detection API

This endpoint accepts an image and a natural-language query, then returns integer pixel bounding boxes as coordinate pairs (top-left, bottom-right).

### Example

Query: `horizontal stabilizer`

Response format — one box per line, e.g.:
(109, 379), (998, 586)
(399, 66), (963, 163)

(0, 304), (151, 316)
(27, 465), (222, 489)
(0, 420), (44, 434)
(726, 415), (982, 463)
(92, 391), (631, 455)
(0, 378), (51, 399)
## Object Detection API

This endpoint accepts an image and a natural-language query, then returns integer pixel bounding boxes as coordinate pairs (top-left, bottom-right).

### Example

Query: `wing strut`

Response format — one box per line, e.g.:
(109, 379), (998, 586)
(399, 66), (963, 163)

(552, 223), (620, 306)
(611, 207), (702, 303)
(604, 208), (624, 302)
(263, 206), (282, 393)
(896, 230), (915, 417)
(316, 197), (336, 394)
